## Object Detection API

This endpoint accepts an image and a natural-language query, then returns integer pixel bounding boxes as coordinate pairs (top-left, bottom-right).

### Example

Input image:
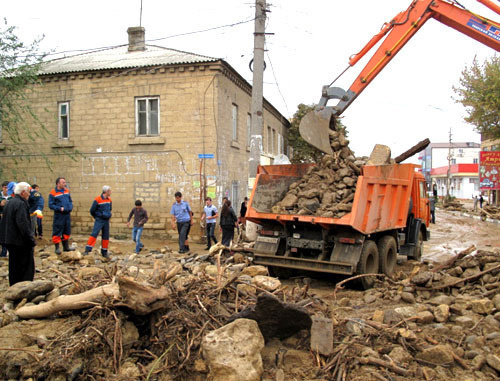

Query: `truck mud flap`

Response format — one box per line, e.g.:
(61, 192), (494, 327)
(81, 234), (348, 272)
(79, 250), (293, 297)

(254, 254), (353, 275)
(254, 236), (281, 255)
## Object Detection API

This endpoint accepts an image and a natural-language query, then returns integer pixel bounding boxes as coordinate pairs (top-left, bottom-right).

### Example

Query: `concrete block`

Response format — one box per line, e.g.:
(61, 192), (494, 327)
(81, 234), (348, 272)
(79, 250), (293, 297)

(310, 316), (334, 355)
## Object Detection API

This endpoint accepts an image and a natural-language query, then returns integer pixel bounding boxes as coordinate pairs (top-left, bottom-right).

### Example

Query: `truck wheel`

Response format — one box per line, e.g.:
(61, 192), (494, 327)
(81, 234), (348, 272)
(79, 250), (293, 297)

(356, 240), (379, 289)
(378, 236), (397, 276)
(413, 230), (424, 262)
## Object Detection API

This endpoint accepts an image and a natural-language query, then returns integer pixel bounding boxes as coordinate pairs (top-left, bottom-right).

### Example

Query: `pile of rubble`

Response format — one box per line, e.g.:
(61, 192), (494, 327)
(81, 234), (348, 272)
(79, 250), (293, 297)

(0, 241), (499, 380)
(481, 205), (500, 221)
(442, 199), (467, 212)
(271, 129), (368, 218)
(317, 245), (500, 380)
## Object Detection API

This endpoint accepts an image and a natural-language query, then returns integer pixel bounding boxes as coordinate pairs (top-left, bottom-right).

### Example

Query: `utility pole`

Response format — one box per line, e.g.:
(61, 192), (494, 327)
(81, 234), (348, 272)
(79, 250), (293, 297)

(248, 0), (267, 182)
(446, 128), (453, 200)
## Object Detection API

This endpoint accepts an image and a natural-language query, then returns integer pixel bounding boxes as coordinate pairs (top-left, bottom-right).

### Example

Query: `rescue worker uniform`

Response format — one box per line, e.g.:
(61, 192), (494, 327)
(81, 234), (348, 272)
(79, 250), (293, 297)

(85, 193), (112, 257)
(49, 186), (73, 253)
(28, 189), (44, 237)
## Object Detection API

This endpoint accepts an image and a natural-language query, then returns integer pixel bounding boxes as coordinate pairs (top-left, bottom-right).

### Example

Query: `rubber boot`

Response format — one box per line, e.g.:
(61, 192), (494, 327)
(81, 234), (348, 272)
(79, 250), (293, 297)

(54, 243), (61, 255)
(62, 240), (71, 252)
(84, 246), (92, 256)
(101, 249), (109, 259)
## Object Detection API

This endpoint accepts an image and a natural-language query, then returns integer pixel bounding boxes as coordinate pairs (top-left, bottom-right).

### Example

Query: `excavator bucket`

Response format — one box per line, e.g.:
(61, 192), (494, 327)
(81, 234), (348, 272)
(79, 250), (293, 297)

(298, 108), (333, 155)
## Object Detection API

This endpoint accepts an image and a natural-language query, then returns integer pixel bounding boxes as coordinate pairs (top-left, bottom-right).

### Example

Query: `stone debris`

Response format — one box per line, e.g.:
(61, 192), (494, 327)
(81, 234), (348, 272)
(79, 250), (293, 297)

(0, 237), (499, 380)
(271, 129), (368, 218)
(202, 318), (265, 381)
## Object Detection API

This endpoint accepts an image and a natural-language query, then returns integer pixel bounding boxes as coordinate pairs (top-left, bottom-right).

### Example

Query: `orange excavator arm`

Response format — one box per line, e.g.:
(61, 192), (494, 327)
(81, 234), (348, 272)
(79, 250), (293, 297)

(299, 0), (500, 155)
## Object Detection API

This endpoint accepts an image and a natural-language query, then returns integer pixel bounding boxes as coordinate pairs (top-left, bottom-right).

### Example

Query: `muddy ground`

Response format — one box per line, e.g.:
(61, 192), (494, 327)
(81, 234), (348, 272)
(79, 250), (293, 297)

(0, 206), (498, 380)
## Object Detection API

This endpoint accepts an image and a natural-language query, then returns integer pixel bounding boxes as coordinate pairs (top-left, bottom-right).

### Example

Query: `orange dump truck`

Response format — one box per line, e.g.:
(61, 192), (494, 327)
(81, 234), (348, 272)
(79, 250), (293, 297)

(246, 163), (430, 288)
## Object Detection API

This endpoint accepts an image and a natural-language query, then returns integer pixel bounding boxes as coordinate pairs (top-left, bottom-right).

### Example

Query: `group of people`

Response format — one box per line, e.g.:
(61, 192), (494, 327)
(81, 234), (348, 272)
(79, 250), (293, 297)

(0, 177), (247, 285)
(0, 177), (150, 286)
(170, 192), (248, 253)
(473, 193), (485, 211)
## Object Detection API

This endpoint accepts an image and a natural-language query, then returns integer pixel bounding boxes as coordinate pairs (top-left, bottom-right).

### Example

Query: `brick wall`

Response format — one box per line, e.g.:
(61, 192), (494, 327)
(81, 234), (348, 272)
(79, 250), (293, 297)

(1, 61), (289, 239)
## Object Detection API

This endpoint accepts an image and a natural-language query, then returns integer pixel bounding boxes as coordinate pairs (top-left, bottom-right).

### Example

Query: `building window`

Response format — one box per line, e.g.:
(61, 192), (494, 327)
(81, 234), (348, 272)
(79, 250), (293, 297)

(278, 133), (283, 154)
(272, 129), (276, 155)
(451, 158), (456, 165)
(231, 181), (239, 209)
(473, 158), (478, 164)
(267, 126), (272, 154)
(232, 104), (238, 141)
(58, 102), (70, 139)
(136, 97), (159, 136)
(247, 113), (251, 147)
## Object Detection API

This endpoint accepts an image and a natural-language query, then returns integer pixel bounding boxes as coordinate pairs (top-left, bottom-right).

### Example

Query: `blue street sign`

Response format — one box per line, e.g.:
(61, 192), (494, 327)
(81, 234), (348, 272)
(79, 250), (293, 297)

(198, 153), (215, 159)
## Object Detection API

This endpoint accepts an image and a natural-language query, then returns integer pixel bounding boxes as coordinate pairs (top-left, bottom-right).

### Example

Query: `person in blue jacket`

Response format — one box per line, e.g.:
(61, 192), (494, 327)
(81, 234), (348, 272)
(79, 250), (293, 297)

(49, 177), (73, 254)
(28, 184), (44, 238)
(84, 185), (112, 258)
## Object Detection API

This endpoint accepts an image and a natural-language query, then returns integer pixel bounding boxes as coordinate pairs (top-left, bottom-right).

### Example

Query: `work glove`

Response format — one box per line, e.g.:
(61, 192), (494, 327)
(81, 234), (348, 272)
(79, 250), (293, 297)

(35, 210), (43, 219)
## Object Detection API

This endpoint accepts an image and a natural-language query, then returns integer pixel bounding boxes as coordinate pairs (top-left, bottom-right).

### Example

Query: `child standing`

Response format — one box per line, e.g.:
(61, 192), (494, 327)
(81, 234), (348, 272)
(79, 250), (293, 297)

(126, 200), (149, 254)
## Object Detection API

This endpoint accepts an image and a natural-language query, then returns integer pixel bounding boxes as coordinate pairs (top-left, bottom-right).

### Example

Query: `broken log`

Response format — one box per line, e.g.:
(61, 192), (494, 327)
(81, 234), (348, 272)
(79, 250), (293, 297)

(15, 283), (120, 319)
(15, 276), (172, 319)
(431, 245), (476, 272)
(394, 138), (430, 164)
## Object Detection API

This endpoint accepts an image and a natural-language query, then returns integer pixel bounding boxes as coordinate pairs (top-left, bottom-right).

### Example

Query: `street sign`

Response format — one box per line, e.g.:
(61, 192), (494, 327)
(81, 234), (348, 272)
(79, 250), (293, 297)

(198, 153), (214, 159)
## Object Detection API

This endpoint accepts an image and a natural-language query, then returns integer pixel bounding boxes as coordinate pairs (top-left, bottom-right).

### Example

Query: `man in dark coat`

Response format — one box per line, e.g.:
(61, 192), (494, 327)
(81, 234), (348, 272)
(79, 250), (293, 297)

(0, 182), (36, 286)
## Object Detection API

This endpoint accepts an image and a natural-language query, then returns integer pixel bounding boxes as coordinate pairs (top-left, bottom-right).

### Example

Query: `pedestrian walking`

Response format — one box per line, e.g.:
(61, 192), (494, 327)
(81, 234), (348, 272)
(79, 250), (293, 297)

(170, 191), (193, 253)
(28, 184), (44, 238)
(84, 186), (112, 258)
(0, 182), (36, 286)
(430, 197), (436, 224)
(220, 200), (238, 247)
(479, 194), (484, 209)
(473, 194), (478, 211)
(201, 197), (218, 250)
(239, 197), (248, 226)
(49, 177), (73, 254)
(127, 200), (148, 254)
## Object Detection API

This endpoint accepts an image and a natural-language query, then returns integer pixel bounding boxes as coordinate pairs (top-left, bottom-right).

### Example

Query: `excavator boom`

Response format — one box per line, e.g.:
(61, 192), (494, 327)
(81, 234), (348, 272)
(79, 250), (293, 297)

(301, 0), (500, 154)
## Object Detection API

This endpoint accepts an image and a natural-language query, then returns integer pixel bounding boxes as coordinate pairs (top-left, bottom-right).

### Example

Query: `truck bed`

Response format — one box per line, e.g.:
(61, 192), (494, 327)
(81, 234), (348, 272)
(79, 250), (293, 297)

(247, 163), (419, 235)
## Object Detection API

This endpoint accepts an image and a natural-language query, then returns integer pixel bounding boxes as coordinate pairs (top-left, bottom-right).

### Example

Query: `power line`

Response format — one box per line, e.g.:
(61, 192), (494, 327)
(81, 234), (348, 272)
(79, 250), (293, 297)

(21, 17), (256, 59)
(264, 42), (289, 116)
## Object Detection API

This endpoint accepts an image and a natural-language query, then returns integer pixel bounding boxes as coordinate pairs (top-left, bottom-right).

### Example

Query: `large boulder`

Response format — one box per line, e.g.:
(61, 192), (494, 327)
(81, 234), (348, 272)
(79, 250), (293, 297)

(202, 318), (265, 381)
(4, 280), (54, 301)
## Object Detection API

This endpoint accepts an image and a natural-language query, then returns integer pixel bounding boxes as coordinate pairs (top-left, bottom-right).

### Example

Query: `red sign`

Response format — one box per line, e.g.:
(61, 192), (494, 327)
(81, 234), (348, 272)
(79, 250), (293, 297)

(480, 151), (500, 190)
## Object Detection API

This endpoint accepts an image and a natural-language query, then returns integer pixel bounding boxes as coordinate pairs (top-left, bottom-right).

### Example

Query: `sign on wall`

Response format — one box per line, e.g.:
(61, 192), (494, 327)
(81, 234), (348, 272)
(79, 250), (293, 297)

(480, 151), (500, 190)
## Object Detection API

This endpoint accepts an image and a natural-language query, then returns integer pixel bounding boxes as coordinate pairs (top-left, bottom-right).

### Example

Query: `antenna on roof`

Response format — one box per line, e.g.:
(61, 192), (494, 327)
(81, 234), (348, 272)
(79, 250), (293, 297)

(139, 0), (143, 27)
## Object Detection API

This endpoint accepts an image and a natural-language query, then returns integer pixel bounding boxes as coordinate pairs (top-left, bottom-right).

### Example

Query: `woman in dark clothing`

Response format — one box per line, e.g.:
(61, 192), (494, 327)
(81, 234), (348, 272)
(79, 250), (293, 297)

(220, 200), (238, 247)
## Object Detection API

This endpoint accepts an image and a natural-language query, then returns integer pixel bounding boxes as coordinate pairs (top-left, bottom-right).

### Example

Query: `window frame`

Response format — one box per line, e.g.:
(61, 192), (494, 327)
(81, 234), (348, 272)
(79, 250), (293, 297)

(231, 104), (238, 141)
(246, 113), (252, 147)
(58, 101), (70, 139)
(135, 96), (160, 137)
(267, 126), (272, 154)
(231, 181), (239, 210)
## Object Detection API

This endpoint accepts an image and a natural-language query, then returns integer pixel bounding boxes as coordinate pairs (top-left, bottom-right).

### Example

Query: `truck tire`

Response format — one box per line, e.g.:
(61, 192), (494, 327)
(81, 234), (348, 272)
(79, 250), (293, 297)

(378, 236), (397, 276)
(356, 240), (379, 289)
(413, 230), (424, 262)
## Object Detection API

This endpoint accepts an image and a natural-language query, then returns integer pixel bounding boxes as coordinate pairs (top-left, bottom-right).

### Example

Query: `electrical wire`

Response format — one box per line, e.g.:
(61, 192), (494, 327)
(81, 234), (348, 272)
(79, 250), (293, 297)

(15, 17), (256, 59)
(264, 42), (290, 116)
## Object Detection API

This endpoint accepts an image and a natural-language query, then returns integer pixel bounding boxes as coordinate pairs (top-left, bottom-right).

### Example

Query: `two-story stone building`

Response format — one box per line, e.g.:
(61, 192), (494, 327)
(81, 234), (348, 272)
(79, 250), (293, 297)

(0, 27), (290, 237)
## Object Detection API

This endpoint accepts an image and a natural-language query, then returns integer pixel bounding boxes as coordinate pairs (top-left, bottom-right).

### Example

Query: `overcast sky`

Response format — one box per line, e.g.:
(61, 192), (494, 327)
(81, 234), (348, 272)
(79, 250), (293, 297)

(3, 0), (498, 159)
